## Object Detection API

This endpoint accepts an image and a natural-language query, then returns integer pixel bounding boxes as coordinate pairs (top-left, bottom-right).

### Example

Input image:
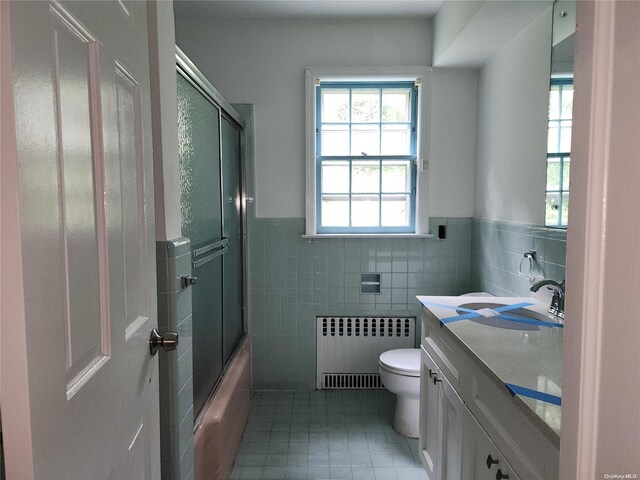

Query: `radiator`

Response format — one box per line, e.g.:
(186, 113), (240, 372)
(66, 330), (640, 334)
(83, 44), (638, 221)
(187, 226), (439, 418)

(316, 316), (416, 389)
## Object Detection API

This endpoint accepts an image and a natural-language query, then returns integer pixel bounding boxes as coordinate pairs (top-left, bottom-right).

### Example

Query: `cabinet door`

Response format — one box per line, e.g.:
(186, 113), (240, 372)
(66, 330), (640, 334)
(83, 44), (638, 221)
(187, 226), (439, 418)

(440, 372), (464, 480)
(420, 346), (465, 480)
(463, 409), (521, 480)
(420, 347), (441, 480)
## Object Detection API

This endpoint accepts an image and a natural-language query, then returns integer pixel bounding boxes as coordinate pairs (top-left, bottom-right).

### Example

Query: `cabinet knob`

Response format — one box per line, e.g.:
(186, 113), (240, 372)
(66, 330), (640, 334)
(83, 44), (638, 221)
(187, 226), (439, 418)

(495, 468), (510, 480)
(486, 454), (499, 469)
(433, 375), (442, 385)
(428, 368), (436, 378)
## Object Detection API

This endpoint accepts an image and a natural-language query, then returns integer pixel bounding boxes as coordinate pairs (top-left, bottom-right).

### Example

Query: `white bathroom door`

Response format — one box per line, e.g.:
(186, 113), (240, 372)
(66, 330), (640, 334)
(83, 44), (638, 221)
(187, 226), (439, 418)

(562, 1), (640, 478)
(1, 1), (160, 478)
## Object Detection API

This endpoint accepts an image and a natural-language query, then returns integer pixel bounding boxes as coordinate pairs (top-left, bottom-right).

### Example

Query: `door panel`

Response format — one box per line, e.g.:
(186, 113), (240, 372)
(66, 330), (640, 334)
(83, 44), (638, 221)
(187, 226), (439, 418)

(221, 116), (244, 363)
(177, 73), (222, 251)
(51, 6), (110, 392)
(115, 63), (148, 338)
(1, 1), (159, 478)
(192, 255), (224, 415)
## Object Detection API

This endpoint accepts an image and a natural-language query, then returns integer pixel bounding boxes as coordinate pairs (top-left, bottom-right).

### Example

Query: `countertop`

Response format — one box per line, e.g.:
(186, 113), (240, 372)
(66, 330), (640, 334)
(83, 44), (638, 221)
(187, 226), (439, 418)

(417, 295), (563, 443)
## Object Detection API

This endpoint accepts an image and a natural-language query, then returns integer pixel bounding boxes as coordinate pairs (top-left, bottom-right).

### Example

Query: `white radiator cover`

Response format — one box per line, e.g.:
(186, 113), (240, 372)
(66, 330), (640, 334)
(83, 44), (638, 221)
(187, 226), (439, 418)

(316, 316), (416, 389)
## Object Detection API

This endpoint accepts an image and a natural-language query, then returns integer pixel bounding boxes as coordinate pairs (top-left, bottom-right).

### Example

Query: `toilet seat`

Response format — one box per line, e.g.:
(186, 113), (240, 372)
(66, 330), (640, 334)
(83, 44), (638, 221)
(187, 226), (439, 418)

(379, 349), (420, 377)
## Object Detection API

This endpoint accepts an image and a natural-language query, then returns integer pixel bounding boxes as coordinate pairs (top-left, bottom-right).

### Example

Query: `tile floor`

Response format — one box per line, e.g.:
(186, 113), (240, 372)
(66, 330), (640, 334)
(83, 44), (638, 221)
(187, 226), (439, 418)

(231, 390), (428, 480)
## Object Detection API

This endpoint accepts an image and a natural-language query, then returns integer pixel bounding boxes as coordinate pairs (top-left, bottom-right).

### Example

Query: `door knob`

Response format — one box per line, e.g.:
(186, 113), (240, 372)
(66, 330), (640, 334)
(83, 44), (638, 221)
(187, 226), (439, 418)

(149, 329), (179, 356)
(495, 468), (509, 480)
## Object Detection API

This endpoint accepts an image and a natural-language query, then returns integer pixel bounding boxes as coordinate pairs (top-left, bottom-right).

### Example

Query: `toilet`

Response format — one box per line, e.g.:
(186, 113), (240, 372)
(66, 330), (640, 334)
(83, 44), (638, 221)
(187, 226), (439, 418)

(379, 348), (421, 438)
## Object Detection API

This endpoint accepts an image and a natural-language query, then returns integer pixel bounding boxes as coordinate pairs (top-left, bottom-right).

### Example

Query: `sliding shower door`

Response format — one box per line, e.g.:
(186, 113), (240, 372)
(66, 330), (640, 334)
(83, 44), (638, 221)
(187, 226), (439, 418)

(221, 116), (244, 364)
(176, 68), (245, 417)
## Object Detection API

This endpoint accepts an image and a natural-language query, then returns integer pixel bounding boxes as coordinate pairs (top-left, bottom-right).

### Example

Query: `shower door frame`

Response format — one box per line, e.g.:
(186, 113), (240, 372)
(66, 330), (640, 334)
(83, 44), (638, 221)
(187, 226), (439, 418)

(176, 47), (248, 421)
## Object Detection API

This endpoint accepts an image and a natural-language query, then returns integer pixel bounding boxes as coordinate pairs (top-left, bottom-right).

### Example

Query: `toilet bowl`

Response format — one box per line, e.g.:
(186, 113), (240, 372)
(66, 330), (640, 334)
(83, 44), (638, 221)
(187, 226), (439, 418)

(379, 348), (421, 438)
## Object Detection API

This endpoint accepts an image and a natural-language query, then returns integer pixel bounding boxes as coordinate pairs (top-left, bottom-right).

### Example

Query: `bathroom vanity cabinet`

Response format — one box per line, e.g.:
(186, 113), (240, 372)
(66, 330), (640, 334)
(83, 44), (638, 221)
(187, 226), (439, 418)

(418, 297), (561, 480)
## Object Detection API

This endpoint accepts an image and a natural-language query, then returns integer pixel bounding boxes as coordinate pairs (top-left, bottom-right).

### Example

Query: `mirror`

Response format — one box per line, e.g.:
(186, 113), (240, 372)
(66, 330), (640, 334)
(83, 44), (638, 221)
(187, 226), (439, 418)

(551, 1), (576, 75)
(545, 0), (576, 227)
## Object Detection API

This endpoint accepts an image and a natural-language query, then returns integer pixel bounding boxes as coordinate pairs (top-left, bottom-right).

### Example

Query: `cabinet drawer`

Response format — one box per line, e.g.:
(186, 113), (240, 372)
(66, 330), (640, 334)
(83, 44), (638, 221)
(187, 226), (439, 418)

(466, 361), (559, 480)
(422, 312), (466, 392)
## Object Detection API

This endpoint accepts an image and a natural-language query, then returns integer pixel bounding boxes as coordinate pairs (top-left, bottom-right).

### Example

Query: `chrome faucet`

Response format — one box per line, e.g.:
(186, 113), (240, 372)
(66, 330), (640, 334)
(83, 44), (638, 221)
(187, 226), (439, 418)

(530, 279), (565, 319)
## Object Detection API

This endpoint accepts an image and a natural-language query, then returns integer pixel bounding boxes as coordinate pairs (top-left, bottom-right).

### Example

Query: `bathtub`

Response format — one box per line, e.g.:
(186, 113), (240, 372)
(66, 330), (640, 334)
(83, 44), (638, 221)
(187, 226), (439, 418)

(194, 336), (251, 480)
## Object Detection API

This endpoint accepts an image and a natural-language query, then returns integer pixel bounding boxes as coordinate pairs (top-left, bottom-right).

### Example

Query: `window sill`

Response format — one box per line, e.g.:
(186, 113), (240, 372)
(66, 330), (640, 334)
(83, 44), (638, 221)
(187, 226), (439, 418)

(301, 233), (434, 239)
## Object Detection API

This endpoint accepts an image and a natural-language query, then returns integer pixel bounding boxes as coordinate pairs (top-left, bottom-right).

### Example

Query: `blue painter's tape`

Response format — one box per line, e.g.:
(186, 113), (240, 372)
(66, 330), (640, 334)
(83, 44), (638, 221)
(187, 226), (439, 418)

(421, 300), (533, 318)
(440, 312), (487, 322)
(494, 314), (564, 329)
(439, 302), (534, 323)
(505, 383), (562, 406)
(419, 299), (562, 329)
(418, 300), (482, 313)
(493, 302), (536, 312)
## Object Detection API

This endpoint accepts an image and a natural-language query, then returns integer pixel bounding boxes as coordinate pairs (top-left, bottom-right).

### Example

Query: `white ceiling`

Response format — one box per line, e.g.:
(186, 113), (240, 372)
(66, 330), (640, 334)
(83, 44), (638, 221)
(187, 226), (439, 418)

(173, 0), (444, 21)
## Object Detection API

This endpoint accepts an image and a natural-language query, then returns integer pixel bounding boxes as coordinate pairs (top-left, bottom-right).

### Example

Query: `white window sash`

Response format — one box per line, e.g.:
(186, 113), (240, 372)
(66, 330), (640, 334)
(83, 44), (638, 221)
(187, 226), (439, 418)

(305, 66), (431, 236)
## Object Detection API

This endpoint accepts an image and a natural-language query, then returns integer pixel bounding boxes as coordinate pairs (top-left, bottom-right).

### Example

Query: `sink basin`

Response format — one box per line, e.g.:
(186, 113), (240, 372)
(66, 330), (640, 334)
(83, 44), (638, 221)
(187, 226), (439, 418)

(456, 302), (556, 331)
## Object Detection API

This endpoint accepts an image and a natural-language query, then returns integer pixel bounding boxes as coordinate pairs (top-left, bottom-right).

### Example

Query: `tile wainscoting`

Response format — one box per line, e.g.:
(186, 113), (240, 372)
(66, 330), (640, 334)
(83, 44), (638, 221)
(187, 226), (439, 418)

(156, 238), (195, 480)
(471, 218), (567, 297)
(247, 217), (472, 390)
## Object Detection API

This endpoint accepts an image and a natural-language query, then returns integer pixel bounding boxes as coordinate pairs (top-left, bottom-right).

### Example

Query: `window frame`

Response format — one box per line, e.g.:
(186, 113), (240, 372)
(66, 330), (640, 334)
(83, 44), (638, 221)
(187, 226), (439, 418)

(305, 67), (431, 237)
(546, 76), (573, 228)
(316, 81), (418, 234)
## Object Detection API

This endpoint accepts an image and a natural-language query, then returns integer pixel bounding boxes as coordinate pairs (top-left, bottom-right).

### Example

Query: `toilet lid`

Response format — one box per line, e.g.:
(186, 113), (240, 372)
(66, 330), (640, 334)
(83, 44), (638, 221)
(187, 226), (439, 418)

(379, 349), (421, 377)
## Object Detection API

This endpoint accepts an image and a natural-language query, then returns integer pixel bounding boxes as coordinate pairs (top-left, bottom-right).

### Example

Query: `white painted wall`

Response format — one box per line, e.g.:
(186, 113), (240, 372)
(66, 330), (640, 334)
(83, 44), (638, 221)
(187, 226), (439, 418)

(429, 68), (478, 218)
(147, 1), (181, 240)
(474, 7), (552, 224)
(175, 16), (477, 219)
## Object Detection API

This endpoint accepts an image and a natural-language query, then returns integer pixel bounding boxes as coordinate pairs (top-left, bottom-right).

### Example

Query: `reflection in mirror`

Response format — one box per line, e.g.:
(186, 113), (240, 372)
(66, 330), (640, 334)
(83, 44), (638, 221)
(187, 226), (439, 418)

(546, 0), (576, 227)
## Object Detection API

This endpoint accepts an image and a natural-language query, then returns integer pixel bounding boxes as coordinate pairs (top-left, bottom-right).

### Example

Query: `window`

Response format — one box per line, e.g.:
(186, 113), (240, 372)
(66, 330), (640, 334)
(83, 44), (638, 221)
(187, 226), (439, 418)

(305, 68), (428, 236)
(546, 77), (573, 227)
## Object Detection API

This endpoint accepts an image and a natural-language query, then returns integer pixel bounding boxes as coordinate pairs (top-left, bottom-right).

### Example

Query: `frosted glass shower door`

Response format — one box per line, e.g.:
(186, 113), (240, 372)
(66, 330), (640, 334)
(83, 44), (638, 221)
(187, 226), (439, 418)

(221, 116), (244, 364)
(177, 73), (224, 416)
(190, 254), (223, 415)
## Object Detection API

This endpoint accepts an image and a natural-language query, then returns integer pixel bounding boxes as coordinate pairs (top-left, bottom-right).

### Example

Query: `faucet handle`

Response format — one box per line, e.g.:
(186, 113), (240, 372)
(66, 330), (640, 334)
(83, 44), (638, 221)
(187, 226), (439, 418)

(531, 278), (565, 318)
(550, 284), (566, 319)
